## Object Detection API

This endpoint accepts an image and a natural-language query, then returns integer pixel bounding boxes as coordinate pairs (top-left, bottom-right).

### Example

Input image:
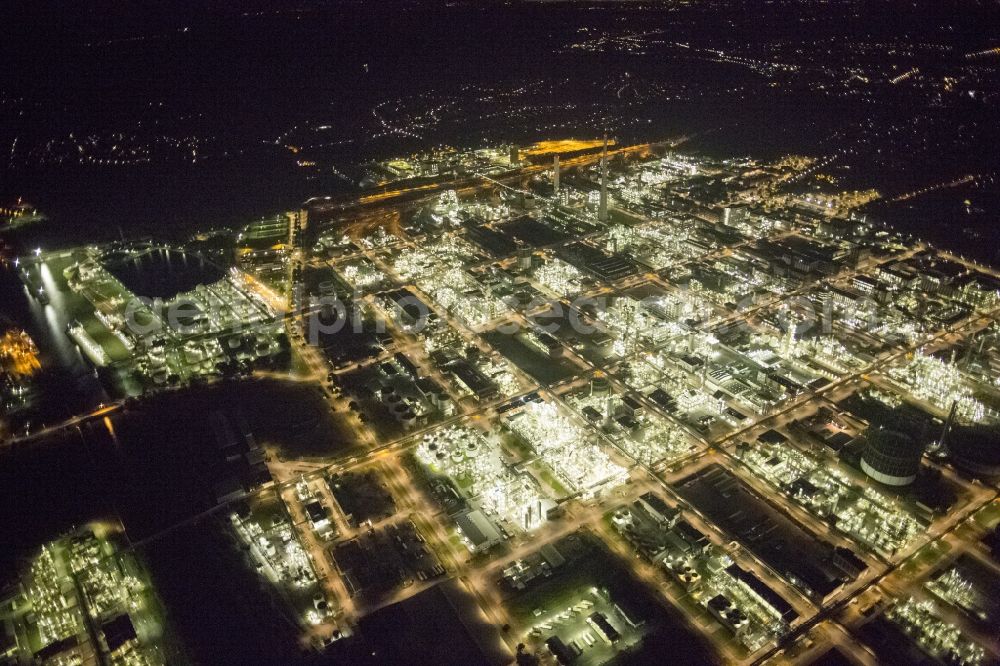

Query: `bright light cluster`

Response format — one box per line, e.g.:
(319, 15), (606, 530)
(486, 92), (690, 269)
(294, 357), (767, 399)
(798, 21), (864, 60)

(619, 352), (726, 416)
(231, 512), (317, 589)
(69, 535), (138, 620)
(474, 355), (524, 397)
(505, 401), (628, 494)
(393, 235), (509, 328)
(888, 352), (990, 423)
(783, 332), (866, 374)
(888, 598), (985, 666)
(596, 295), (693, 354)
(421, 321), (523, 396)
(20, 532), (165, 665)
(338, 258), (389, 292)
(533, 258), (586, 297)
(417, 425), (546, 529)
(836, 486), (922, 557)
(27, 546), (82, 647)
(611, 504), (783, 651)
(565, 390), (695, 466)
(868, 306), (925, 344)
(738, 442), (922, 555)
(603, 221), (696, 269)
(926, 568), (987, 622)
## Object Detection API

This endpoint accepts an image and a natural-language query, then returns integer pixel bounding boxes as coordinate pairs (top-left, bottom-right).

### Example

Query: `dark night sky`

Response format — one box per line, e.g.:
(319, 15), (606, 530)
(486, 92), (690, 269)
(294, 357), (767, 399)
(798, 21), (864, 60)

(2, 0), (999, 255)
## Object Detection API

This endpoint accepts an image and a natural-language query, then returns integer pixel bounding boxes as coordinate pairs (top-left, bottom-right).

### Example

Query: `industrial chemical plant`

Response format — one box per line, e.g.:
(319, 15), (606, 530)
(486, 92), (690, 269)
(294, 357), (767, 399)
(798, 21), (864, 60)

(3, 137), (1000, 666)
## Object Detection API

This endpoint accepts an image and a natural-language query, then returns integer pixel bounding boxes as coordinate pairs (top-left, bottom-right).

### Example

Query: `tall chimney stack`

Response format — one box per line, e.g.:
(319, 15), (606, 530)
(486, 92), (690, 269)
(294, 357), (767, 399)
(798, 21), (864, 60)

(598, 136), (609, 222)
(939, 400), (959, 450)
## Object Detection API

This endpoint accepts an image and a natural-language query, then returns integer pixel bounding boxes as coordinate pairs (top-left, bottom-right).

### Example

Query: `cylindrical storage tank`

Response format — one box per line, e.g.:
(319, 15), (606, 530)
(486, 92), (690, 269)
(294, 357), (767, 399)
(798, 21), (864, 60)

(946, 424), (1000, 478)
(591, 373), (611, 397)
(861, 427), (926, 486)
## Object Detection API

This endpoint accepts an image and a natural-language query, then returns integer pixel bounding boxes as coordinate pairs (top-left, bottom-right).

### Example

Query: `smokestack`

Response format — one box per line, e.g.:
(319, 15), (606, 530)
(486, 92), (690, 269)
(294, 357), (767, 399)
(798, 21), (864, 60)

(939, 400), (958, 450)
(598, 136), (609, 222)
(553, 155), (560, 194)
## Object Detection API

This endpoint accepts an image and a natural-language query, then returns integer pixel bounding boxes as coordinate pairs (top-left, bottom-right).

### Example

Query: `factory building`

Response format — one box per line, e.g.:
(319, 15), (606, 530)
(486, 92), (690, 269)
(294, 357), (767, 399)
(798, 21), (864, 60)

(455, 510), (504, 553)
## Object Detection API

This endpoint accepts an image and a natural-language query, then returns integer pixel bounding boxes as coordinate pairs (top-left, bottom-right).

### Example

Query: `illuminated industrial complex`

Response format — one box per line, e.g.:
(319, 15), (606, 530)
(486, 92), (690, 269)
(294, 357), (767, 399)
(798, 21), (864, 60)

(3, 138), (1000, 666)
